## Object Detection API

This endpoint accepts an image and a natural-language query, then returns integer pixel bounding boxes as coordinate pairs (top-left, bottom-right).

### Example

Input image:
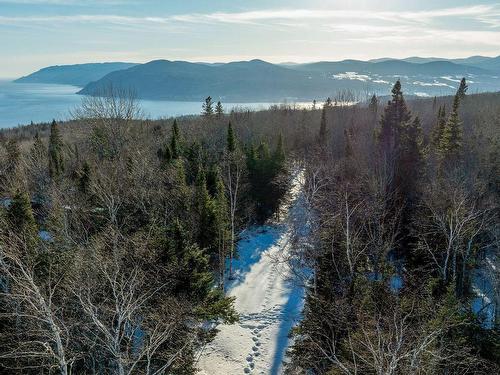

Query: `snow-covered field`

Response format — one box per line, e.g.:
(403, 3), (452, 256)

(197, 175), (306, 375)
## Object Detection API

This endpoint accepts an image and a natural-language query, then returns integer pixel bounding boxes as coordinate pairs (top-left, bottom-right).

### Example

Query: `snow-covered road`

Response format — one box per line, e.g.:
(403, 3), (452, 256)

(197, 174), (306, 375)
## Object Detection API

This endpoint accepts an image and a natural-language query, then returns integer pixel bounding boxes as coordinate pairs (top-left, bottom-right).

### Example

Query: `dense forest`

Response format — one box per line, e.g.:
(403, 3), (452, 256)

(0, 80), (499, 374)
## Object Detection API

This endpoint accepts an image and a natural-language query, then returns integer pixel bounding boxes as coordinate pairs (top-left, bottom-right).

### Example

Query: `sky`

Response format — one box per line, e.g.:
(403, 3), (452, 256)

(1, 0), (500, 78)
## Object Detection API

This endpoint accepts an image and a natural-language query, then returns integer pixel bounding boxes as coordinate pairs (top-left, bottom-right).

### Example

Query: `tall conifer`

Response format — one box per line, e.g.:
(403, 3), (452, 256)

(48, 119), (64, 179)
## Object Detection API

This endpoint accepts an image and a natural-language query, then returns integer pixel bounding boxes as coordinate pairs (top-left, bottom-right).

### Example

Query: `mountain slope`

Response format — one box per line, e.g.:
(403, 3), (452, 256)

(15, 62), (138, 86)
(78, 59), (332, 101)
(290, 59), (488, 75)
(12, 57), (488, 101)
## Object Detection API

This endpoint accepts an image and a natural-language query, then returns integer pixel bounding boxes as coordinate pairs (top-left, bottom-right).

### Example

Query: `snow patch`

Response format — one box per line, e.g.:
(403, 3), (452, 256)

(197, 173), (307, 375)
(333, 72), (371, 81)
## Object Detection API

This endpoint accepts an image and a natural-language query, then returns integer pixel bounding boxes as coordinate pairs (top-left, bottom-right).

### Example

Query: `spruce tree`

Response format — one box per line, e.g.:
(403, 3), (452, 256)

(30, 132), (46, 160)
(344, 128), (354, 158)
(215, 101), (224, 119)
(5, 139), (21, 177)
(214, 168), (230, 285)
(398, 116), (425, 201)
(431, 105), (447, 148)
(227, 122), (236, 153)
(378, 80), (412, 163)
(170, 119), (181, 160)
(273, 133), (286, 168)
(368, 94), (378, 115)
(48, 119), (64, 179)
(202, 96), (214, 117)
(8, 191), (37, 238)
(318, 105), (327, 144)
(78, 161), (91, 194)
(194, 168), (219, 257)
(438, 93), (462, 164)
(457, 78), (468, 101)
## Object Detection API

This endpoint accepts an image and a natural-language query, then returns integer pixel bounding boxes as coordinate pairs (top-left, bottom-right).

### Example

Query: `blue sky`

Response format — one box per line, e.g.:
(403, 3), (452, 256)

(1, 0), (500, 77)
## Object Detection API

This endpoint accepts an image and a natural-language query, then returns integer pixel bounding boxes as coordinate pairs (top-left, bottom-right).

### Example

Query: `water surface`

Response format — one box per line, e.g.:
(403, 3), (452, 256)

(0, 80), (311, 128)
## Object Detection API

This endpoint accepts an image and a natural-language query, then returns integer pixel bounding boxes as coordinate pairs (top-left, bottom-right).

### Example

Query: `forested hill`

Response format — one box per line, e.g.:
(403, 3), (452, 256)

(15, 62), (137, 86)
(15, 56), (500, 101)
(78, 58), (500, 101)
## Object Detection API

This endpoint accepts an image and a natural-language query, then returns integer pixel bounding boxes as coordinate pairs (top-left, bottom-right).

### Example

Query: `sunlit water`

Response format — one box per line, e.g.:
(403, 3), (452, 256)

(0, 80), (314, 129)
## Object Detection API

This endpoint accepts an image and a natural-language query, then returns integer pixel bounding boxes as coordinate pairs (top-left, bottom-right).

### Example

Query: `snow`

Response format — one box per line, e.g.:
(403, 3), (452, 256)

(389, 275), (403, 293)
(38, 230), (53, 242)
(471, 248), (497, 329)
(197, 173), (306, 375)
(332, 72), (371, 81)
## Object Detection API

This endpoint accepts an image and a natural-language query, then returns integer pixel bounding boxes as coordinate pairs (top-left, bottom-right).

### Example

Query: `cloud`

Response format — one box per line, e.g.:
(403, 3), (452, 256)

(1, 4), (499, 27)
(169, 5), (500, 27)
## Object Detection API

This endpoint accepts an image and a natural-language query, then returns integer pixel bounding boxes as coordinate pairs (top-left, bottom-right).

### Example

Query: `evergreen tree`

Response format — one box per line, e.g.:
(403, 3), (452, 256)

(215, 101), (224, 119)
(438, 93), (462, 164)
(398, 116), (425, 202)
(30, 132), (46, 160)
(344, 128), (354, 158)
(273, 133), (286, 168)
(29, 133), (49, 205)
(227, 122), (236, 153)
(185, 141), (203, 184)
(378, 80), (412, 161)
(4, 138), (21, 179)
(7, 191), (37, 238)
(312, 99), (317, 110)
(368, 94), (378, 115)
(78, 161), (91, 194)
(325, 97), (333, 108)
(457, 78), (468, 101)
(48, 119), (64, 179)
(431, 105), (447, 148)
(318, 105), (327, 144)
(213, 168), (230, 286)
(170, 119), (181, 160)
(194, 168), (219, 258)
(202, 96), (214, 117)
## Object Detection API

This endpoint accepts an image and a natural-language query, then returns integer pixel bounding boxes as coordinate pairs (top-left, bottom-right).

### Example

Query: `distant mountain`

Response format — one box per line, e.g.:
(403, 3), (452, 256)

(458, 56), (500, 73)
(369, 56), (500, 72)
(291, 59), (488, 76)
(78, 58), (499, 101)
(18, 56), (500, 102)
(15, 62), (138, 86)
(79, 59), (338, 101)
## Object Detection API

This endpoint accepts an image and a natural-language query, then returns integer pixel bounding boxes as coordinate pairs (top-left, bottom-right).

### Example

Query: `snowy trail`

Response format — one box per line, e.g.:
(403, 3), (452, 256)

(198, 174), (306, 375)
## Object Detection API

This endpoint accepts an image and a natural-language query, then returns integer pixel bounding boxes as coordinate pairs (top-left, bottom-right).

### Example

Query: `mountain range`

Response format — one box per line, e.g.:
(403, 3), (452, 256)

(15, 62), (138, 87)
(16, 56), (500, 102)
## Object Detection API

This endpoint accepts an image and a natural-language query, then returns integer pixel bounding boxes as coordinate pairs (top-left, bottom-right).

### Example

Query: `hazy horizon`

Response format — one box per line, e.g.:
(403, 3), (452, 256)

(1, 0), (500, 78)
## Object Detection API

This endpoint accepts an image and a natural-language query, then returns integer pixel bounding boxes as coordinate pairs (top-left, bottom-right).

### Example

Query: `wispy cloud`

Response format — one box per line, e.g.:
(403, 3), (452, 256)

(170, 5), (500, 27)
(1, 4), (499, 27)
